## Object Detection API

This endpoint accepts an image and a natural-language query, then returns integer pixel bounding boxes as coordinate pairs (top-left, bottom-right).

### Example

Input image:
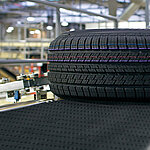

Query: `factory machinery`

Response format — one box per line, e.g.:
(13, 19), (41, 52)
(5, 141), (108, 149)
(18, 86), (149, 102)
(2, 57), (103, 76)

(1, 29), (150, 150)
(0, 74), (49, 104)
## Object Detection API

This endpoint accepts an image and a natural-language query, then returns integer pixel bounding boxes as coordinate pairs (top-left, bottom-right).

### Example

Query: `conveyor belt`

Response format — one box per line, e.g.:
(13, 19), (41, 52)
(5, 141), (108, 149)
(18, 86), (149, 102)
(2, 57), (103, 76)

(1, 99), (150, 150)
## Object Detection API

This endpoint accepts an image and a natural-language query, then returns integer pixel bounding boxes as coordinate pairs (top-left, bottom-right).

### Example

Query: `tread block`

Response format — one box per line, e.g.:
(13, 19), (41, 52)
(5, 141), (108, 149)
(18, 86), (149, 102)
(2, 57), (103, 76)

(145, 36), (150, 49)
(89, 87), (98, 97)
(144, 88), (150, 98)
(76, 86), (84, 97)
(83, 87), (90, 97)
(136, 36), (146, 49)
(65, 38), (73, 50)
(85, 36), (92, 50)
(59, 38), (68, 50)
(108, 36), (118, 49)
(127, 36), (137, 49)
(118, 36), (127, 49)
(106, 87), (116, 98)
(125, 88), (136, 98)
(78, 37), (86, 49)
(71, 37), (80, 50)
(116, 88), (126, 98)
(97, 87), (106, 97)
(92, 36), (99, 49)
(135, 88), (145, 98)
(69, 86), (77, 96)
(99, 36), (107, 49)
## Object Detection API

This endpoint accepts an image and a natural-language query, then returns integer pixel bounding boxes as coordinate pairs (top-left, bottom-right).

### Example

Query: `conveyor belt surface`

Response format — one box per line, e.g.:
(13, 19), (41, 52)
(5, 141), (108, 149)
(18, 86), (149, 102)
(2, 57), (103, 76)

(0, 100), (150, 150)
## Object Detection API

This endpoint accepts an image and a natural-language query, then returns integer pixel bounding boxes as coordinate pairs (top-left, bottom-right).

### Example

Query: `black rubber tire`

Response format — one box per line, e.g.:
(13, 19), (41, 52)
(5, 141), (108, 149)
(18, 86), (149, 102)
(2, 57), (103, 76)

(48, 29), (150, 100)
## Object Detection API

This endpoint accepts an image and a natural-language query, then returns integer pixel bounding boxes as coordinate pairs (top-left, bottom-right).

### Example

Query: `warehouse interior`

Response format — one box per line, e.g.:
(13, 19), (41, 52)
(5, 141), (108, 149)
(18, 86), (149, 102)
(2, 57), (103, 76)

(1, 0), (150, 150)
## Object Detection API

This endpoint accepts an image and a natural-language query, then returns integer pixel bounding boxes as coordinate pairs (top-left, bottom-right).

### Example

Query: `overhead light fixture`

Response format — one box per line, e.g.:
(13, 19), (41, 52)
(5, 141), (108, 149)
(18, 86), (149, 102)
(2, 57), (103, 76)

(61, 21), (69, 27)
(6, 29), (12, 33)
(59, 8), (66, 12)
(35, 30), (41, 34)
(6, 26), (14, 33)
(8, 27), (14, 31)
(29, 31), (35, 34)
(17, 21), (21, 24)
(37, 63), (43, 67)
(46, 26), (53, 30)
(21, 2), (36, 7)
(70, 28), (75, 31)
(27, 17), (35, 22)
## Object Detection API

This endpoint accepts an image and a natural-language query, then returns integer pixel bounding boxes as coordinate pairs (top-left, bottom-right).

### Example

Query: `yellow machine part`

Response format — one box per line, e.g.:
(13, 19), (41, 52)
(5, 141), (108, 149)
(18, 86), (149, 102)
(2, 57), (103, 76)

(0, 68), (16, 82)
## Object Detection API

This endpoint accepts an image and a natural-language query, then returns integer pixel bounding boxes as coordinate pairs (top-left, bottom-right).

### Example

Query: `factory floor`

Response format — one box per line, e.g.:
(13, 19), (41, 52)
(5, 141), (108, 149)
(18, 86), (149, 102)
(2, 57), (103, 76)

(0, 99), (150, 150)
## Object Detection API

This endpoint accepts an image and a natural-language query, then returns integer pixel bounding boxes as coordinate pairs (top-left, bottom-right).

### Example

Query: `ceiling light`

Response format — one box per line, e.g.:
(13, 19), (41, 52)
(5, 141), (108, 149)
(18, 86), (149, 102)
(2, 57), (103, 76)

(35, 30), (41, 34)
(6, 26), (14, 33)
(17, 21), (21, 24)
(27, 17), (35, 22)
(6, 29), (12, 33)
(59, 8), (66, 12)
(46, 26), (53, 30)
(61, 21), (68, 27)
(37, 63), (43, 67)
(21, 2), (36, 7)
(29, 31), (35, 34)
(8, 27), (14, 31)
(70, 28), (75, 31)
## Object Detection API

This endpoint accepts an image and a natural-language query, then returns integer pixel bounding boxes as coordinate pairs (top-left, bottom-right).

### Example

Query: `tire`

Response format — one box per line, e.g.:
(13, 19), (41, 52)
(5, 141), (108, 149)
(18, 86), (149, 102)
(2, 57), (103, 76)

(48, 29), (150, 100)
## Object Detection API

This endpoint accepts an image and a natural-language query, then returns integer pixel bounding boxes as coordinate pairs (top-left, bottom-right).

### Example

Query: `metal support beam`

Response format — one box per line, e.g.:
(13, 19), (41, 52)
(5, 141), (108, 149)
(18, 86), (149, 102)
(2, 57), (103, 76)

(131, 0), (144, 3)
(114, 20), (118, 29)
(0, 23), (5, 42)
(0, 10), (29, 16)
(21, 65), (24, 74)
(18, 27), (21, 41)
(108, 0), (117, 17)
(24, 21), (27, 59)
(108, 0), (118, 28)
(0, 59), (48, 66)
(55, 8), (61, 38)
(0, 24), (3, 52)
(0, 24), (2, 42)
(119, 0), (145, 21)
(40, 22), (44, 60)
(28, 0), (117, 21)
(145, 0), (149, 28)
